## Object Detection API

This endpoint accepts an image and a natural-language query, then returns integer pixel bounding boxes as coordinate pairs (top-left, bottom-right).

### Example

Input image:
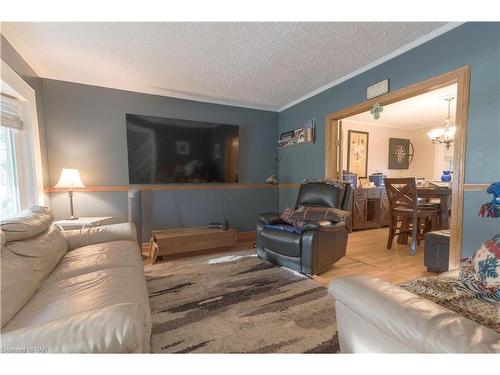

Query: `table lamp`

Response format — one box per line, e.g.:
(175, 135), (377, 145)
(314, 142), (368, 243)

(54, 168), (85, 220)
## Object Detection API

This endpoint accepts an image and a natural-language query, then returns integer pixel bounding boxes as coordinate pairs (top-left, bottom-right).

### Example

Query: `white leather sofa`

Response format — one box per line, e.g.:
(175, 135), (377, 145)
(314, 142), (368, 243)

(1, 207), (151, 353)
(329, 273), (500, 353)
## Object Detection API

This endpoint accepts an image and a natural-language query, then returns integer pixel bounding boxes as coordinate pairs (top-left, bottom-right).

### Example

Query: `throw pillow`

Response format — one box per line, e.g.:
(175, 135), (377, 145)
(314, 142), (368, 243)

(280, 207), (305, 227)
(291, 206), (349, 223)
(472, 234), (500, 295)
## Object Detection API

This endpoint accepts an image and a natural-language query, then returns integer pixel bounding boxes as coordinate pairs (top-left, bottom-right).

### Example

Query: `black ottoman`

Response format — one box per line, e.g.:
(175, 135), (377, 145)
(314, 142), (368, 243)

(424, 229), (450, 272)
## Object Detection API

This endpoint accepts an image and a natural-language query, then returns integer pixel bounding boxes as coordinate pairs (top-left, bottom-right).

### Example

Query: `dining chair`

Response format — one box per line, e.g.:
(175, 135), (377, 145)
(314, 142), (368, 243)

(384, 177), (440, 255)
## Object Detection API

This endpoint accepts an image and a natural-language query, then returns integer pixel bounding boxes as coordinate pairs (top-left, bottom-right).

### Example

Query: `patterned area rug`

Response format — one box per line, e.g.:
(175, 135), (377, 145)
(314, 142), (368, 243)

(145, 249), (339, 353)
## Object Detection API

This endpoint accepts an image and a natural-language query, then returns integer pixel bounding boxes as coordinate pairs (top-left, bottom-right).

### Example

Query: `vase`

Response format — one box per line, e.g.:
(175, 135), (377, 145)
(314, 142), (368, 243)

(441, 170), (452, 182)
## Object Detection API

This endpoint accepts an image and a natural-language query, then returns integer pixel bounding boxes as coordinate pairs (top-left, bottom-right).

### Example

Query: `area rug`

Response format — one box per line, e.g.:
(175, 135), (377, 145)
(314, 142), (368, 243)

(145, 249), (339, 353)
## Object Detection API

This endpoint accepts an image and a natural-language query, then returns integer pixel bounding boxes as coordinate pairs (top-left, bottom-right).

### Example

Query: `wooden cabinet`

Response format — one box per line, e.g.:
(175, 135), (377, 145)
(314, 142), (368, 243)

(153, 227), (237, 257)
(352, 196), (367, 229)
(349, 187), (390, 231)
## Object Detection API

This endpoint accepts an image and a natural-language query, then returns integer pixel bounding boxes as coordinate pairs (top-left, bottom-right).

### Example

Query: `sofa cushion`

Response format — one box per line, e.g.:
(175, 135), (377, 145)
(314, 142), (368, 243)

(1, 247), (40, 327)
(260, 227), (301, 258)
(1, 303), (144, 353)
(62, 223), (137, 250)
(1, 225), (67, 328)
(45, 240), (142, 284)
(3, 267), (151, 341)
(1, 206), (53, 242)
(4, 225), (67, 280)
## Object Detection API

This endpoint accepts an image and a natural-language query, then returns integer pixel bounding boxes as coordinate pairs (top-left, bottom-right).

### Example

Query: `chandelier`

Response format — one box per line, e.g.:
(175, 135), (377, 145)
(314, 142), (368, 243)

(427, 96), (456, 150)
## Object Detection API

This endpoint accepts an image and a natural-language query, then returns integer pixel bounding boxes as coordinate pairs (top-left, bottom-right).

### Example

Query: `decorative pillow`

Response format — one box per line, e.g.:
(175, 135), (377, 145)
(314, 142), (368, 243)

(302, 178), (343, 189)
(471, 234), (500, 294)
(291, 206), (349, 223)
(280, 207), (305, 227)
(280, 206), (349, 228)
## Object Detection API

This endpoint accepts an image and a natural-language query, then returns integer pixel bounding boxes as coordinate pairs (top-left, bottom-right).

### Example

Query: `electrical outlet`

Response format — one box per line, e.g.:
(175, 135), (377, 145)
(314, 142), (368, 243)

(367, 79), (389, 99)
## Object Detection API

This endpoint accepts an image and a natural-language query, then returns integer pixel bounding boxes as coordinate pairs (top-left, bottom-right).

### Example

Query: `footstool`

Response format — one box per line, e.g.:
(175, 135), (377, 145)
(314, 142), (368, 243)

(424, 229), (450, 272)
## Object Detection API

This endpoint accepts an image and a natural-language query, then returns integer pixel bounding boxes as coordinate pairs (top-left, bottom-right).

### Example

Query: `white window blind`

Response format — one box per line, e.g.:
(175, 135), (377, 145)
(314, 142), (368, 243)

(0, 93), (25, 131)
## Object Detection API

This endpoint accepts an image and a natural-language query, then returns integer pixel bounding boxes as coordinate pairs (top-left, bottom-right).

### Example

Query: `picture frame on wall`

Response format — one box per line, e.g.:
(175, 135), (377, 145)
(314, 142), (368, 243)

(388, 138), (413, 169)
(293, 128), (305, 143)
(347, 130), (369, 178)
(278, 119), (315, 148)
(278, 130), (294, 147)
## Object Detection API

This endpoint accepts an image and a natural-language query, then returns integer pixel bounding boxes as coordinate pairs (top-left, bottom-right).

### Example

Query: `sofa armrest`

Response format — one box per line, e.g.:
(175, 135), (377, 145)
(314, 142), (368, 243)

(62, 222), (137, 250)
(0, 303), (143, 353)
(257, 212), (284, 225)
(329, 275), (500, 353)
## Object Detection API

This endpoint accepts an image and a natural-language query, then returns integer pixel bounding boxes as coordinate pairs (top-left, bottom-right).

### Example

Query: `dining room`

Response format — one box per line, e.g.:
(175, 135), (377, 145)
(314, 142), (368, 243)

(333, 82), (459, 272)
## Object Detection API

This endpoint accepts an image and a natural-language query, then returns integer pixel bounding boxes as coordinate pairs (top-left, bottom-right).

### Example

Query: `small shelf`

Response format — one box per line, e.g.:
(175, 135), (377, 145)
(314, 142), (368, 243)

(277, 141), (314, 149)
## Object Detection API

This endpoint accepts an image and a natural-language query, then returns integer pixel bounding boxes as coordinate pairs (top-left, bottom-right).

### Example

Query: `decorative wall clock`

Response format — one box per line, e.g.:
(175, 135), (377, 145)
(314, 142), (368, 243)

(388, 138), (414, 169)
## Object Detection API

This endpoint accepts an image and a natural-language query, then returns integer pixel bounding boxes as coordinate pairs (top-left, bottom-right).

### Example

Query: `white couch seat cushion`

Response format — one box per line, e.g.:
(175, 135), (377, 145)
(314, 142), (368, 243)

(4, 267), (150, 330)
(1, 303), (144, 353)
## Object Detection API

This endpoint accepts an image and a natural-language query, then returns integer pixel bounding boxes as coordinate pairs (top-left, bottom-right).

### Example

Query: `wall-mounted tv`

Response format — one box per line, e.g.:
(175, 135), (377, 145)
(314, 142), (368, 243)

(126, 114), (239, 184)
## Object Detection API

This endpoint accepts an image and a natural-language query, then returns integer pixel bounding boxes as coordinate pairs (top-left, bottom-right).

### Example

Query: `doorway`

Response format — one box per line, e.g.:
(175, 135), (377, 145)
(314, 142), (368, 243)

(325, 66), (471, 270)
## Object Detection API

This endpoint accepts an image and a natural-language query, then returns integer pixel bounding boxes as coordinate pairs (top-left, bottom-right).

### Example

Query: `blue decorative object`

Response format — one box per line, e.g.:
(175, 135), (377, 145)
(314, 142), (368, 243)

(479, 181), (500, 218)
(441, 170), (452, 182)
(343, 172), (358, 189)
(369, 173), (386, 187)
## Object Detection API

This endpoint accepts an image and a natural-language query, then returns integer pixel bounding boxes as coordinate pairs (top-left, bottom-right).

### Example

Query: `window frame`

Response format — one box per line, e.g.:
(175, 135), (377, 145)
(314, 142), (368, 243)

(1, 59), (45, 210)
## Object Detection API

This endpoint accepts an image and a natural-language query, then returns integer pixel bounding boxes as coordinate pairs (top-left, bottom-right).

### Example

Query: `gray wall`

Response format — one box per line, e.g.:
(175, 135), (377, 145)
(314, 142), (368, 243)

(278, 22), (500, 256)
(1, 35), (50, 192)
(42, 79), (278, 242)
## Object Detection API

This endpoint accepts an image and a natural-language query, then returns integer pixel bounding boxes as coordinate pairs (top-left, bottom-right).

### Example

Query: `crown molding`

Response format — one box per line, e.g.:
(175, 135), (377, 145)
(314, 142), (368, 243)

(278, 22), (465, 112)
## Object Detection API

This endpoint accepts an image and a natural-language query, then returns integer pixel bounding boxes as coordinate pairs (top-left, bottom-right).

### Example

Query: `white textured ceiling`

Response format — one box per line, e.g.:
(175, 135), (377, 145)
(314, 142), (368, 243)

(1, 22), (451, 111)
(346, 84), (458, 129)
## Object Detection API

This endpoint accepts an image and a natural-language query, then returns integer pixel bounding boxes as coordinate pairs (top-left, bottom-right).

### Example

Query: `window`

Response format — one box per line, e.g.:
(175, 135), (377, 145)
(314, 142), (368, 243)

(0, 125), (19, 217)
(1, 60), (45, 219)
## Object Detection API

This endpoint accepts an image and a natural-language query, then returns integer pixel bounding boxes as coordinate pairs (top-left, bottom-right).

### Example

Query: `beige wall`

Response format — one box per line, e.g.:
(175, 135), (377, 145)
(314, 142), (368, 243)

(342, 120), (453, 182)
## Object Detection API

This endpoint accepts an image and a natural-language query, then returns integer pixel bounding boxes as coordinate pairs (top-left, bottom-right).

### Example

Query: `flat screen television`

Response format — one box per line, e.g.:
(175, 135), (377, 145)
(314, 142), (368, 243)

(126, 114), (239, 184)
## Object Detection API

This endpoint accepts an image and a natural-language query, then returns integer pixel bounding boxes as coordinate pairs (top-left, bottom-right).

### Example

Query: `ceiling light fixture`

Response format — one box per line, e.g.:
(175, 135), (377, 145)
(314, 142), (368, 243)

(427, 96), (456, 150)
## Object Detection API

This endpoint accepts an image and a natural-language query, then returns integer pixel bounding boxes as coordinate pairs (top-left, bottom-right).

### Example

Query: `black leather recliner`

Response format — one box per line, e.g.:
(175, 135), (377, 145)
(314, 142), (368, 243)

(256, 181), (351, 276)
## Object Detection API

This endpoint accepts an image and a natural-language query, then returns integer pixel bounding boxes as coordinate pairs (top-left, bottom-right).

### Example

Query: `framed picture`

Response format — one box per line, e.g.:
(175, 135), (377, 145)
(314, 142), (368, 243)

(279, 130), (294, 147)
(176, 141), (190, 155)
(388, 138), (413, 169)
(293, 128), (305, 143)
(347, 130), (369, 178)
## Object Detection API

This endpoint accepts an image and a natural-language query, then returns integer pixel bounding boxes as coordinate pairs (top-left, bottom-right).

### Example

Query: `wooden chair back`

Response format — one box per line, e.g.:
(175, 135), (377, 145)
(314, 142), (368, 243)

(384, 178), (418, 212)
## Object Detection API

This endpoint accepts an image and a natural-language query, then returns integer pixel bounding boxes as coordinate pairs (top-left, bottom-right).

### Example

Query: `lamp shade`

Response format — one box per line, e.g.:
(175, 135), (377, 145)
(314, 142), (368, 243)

(54, 168), (85, 189)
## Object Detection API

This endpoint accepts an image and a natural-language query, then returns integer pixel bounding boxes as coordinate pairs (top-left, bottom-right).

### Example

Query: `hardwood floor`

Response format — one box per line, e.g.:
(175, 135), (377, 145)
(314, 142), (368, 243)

(313, 227), (437, 287)
(148, 227), (436, 288)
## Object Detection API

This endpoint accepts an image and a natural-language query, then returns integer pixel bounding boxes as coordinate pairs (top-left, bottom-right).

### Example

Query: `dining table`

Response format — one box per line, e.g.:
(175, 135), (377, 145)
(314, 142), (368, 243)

(416, 186), (452, 229)
(396, 185), (452, 245)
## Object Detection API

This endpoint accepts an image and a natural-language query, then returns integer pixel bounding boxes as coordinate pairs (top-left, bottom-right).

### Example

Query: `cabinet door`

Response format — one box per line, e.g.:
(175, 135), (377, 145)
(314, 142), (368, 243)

(352, 198), (367, 229)
(380, 197), (391, 226)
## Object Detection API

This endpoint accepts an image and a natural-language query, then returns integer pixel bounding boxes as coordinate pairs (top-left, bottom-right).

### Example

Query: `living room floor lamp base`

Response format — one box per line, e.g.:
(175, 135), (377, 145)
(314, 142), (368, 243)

(54, 168), (85, 220)
(66, 190), (77, 220)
